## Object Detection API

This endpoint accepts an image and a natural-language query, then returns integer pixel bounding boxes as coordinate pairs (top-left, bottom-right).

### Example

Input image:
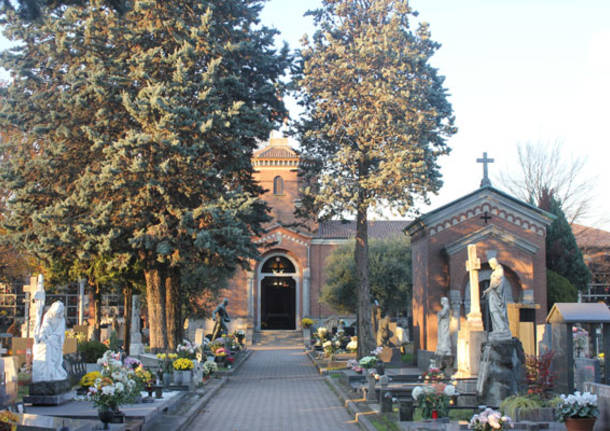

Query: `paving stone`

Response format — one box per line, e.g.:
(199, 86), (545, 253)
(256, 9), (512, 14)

(187, 332), (359, 431)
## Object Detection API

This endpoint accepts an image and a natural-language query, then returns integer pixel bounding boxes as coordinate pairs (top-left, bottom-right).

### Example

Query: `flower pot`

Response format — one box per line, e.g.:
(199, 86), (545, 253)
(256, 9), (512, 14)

(180, 370), (192, 386)
(98, 406), (114, 430)
(162, 372), (171, 387)
(565, 417), (596, 431)
(173, 372), (182, 385)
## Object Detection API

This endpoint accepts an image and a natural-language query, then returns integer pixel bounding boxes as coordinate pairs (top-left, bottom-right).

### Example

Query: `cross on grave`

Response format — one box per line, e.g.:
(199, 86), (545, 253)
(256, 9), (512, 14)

(465, 244), (484, 331)
(480, 211), (492, 224)
(477, 152), (494, 187)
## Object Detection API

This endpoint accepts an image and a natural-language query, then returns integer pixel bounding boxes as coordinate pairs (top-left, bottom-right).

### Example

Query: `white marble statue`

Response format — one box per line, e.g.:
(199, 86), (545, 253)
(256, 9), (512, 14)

(130, 295), (144, 355)
(483, 258), (512, 340)
(30, 274), (46, 338)
(32, 301), (68, 383)
(436, 297), (452, 356)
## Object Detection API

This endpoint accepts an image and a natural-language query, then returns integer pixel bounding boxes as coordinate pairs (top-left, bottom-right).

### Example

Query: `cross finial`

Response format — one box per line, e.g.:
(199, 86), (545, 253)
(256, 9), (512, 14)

(476, 152), (494, 187)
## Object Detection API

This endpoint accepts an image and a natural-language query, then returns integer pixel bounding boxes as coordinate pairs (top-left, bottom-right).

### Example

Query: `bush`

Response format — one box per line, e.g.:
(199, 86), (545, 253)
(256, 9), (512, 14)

(500, 394), (543, 418)
(547, 269), (578, 310)
(78, 340), (109, 363)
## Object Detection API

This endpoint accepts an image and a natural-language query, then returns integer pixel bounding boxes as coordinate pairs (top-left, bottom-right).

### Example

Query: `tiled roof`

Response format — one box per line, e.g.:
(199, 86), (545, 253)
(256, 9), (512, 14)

(317, 220), (410, 240)
(572, 224), (610, 249)
(253, 138), (298, 159)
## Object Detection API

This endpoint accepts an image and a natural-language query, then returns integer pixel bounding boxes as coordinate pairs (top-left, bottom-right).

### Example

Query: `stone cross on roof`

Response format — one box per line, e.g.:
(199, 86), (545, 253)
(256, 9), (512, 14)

(477, 152), (494, 187)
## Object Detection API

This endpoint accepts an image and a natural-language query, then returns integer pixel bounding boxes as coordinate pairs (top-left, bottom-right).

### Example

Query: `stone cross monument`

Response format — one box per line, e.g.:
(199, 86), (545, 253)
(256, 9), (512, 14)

(477, 152), (494, 187)
(455, 244), (486, 378)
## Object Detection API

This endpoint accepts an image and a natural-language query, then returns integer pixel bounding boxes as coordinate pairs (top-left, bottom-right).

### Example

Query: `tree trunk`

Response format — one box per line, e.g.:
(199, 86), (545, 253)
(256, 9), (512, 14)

(145, 267), (168, 353)
(165, 268), (182, 350)
(355, 189), (375, 359)
(92, 280), (101, 342)
(123, 287), (132, 356)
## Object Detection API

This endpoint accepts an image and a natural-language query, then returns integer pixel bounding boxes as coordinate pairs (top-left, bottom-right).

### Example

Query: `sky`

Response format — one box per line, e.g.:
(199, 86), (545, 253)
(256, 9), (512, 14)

(259, 0), (610, 229)
(1, 1), (609, 228)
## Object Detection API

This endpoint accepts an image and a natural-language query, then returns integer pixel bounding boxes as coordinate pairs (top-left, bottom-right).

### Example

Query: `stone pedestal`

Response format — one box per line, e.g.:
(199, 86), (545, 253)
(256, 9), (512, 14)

(476, 337), (526, 407)
(24, 379), (73, 406)
(378, 346), (402, 366)
(454, 326), (485, 378)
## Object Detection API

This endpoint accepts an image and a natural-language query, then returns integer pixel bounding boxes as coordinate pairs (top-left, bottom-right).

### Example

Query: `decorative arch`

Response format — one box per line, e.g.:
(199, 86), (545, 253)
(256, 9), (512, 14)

(273, 176), (284, 195)
(257, 252), (300, 330)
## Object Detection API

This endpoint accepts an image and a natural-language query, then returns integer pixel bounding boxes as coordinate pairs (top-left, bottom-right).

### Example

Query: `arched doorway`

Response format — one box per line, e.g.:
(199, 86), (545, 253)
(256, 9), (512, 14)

(259, 255), (298, 330)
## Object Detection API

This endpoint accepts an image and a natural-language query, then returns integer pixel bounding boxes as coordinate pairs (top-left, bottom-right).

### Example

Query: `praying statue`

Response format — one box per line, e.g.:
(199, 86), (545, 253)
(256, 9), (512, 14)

(211, 298), (231, 341)
(435, 297), (452, 356)
(29, 274), (45, 338)
(32, 301), (68, 383)
(483, 258), (512, 340)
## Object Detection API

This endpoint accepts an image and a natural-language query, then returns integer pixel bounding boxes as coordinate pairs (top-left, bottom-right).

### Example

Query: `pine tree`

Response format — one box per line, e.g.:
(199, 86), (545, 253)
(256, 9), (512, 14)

(293, 0), (455, 357)
(539, 191), (591, 291)
(0, 0), (288, 350)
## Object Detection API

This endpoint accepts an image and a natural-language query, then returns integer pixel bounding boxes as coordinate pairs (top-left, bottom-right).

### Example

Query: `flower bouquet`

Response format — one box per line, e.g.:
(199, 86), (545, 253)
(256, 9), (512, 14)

(203, 360), (218, 377)
(347, 359), (363, 374)
(422, 367), (444, 382)
(177, 339), (198, 359)
(172, 358), (194, 371)
(469, 408), (513, 430)
(556, 391), (598, 429)
(412, 383), (457, 419)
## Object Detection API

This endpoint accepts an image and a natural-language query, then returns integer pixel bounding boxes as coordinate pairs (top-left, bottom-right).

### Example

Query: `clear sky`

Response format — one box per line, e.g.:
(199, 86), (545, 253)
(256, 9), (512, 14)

(1, 1), (609, 228)
(260, 0), (610, 229)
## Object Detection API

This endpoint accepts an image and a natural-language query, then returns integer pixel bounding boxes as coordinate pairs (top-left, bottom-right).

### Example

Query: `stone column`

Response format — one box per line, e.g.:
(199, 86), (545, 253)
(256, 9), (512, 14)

(129, 295), (144, 355)
(78, 278), (86, 326)
(302, 268), (311, 318)
(246, 272), (255, 319)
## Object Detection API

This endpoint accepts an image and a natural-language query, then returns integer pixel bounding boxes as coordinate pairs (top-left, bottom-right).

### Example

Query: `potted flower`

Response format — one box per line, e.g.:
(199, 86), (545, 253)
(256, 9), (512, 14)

(172, 358), (194, 386)
(233, 329), (246, 347)
(556, 391), (598, 431)
(412, 383), (457, 419)
(88, 351), (137, 429)
(202, 360), (218, 381)
(176, 339), (197, 359)
(469, 408), (513, 430)
(422, 367), (444, 382)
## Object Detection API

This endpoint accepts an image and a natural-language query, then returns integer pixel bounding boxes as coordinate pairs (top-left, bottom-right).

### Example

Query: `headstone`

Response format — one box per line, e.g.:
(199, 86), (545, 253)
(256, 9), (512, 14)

(129, 294), (144, 355)
(11, 413), (97, 430)
(378, 346), (402, 366)
(574, 358), (600, 392)
(476, 338), (527, 407)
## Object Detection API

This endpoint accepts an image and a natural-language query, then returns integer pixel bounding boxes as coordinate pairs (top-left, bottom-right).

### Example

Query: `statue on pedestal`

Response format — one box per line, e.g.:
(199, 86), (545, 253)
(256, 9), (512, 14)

(483, 258), (512, 340)
(211, 298), (230, 341)
(32, 301), (68, 383)
(436, 297), (452, 356)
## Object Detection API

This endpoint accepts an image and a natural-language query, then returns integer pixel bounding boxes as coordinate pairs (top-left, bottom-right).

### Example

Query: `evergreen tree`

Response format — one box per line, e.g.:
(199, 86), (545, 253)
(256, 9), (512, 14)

(0, 0), (288, 350)
(546, 269), (577, 310)
(293, 0), (455, 357)
(322, 238), (411, 316)
(539, 191), (591, 291)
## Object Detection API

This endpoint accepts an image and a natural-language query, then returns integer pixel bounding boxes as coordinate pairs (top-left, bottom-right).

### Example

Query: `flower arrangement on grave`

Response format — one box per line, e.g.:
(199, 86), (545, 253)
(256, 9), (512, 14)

(317, 327), (329, 340)
(133, 366), (154, 391)
(346, 337), (358, 353)
(80, 371), (102, 388)
(346, 359), (363, 374)
(214, 347), (228, 357)
(468, 408), (513, 431)
(123, 356), (143, 370)
(172, 358), (194, 371)
(203, 360), (218, 376)
(233, 329), (246, 346)
(177, 339), (198, 359)
(302, 318), (314, 328)
(323, 339), (340, 359)
(65, 328), (87, 344)
(555, 391), (599, 422)
(422, 367), (444, 382)
(0, 409), (18, 431)
(88, 351), (137, 410)
(412, 383), (457, 419)
(156, 353), (178, 361)
(359, 356), (378, 369)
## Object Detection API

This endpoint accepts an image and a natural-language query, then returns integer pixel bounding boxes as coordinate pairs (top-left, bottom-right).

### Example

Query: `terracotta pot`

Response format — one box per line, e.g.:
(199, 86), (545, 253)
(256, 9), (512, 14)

(565, 417), (596, 431)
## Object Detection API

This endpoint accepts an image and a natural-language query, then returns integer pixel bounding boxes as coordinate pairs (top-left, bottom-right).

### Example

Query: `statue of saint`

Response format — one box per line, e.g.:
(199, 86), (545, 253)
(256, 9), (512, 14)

(211, 298), (231, 341)
(482, 258), (512, 340)
(435, 297), (452, 356)
(31, 274), (45, 338)
(32, 301), (68, 382)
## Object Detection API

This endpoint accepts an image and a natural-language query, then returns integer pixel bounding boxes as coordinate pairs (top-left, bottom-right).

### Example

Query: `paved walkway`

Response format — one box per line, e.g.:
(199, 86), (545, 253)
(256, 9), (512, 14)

(187, 333), (360, 431)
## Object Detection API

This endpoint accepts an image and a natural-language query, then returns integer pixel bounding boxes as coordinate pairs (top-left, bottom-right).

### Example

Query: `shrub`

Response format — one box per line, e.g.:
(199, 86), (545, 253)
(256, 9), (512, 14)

(547, 270), (578, 311)
(500, 394), (543, 418)
(525, 351), (556, 398)
(78, 340), (109, 363)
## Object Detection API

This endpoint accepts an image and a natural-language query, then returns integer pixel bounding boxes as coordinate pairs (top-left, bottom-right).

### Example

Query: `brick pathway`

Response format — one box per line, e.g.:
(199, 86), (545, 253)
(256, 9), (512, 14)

(187, 333), (360, 431)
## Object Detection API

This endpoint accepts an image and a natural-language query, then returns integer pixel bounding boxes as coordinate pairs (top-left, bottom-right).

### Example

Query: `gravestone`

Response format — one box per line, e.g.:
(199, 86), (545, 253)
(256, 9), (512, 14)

(129, 294), (144, 355)
(574, 358), (600, 392)
(9, 413), (98, 431)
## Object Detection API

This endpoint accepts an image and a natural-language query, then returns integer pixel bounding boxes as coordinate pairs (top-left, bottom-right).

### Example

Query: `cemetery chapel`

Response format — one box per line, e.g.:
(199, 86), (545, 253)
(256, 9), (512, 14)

(214, 136), (553, 357)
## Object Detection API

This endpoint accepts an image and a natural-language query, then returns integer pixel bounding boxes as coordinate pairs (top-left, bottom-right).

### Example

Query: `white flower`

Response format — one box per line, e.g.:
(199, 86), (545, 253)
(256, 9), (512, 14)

(412, 386), (423, 400)
(114, 382), (124, 393)
(101, 385), (115, 396)
(443, 384), (457, 396)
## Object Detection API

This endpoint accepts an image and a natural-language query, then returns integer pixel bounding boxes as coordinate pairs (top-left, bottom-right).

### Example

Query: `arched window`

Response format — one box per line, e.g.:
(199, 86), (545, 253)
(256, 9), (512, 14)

(273, 176), (284, 195)
(261, 255), (296, 274)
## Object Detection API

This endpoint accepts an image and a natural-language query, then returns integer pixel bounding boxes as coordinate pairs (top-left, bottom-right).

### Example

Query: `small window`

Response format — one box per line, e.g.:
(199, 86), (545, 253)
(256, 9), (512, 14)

(261, 256), (296, 274)
(273, 176), (284, 195)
